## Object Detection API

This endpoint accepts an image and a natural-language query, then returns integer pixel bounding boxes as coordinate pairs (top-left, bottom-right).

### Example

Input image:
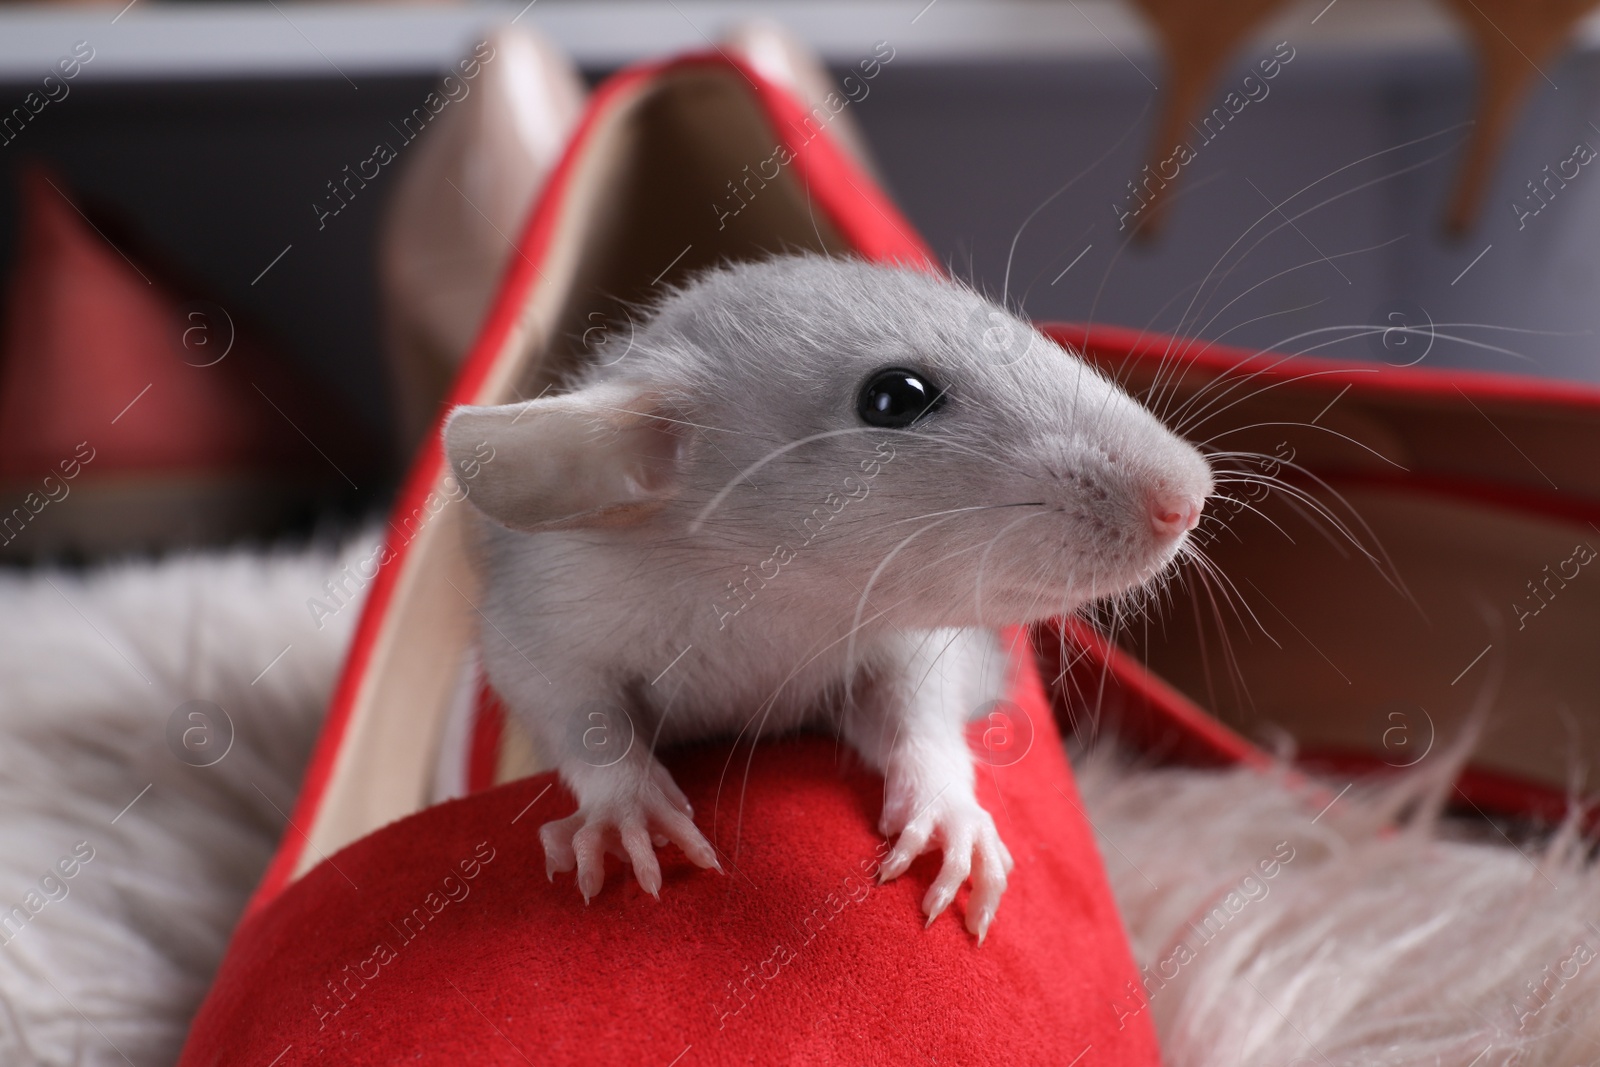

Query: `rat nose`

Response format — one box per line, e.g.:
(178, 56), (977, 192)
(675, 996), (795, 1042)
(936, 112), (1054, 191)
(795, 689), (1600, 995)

(1148, 490), (1204, 540)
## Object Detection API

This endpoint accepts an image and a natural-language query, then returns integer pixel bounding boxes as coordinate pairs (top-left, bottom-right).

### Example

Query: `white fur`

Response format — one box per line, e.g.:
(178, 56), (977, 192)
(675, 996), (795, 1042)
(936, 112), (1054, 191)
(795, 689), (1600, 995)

(1077, 744), (1600, 1065)
(0, 535), (369, 1066)
(444, 256), (1214, 936)
(0, 539), (1597, 1063)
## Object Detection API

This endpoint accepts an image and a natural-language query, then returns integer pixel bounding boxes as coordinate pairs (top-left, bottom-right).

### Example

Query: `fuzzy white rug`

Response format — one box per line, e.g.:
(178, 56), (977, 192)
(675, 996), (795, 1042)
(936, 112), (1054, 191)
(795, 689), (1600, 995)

(0, 534), (369, 1066)
(1, 538), (1596, 1066)
(1077, 751), (1600, 1066)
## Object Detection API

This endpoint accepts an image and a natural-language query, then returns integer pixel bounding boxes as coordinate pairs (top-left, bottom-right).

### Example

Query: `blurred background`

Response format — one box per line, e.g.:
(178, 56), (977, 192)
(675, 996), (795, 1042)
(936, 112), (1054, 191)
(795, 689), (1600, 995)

(1, 0), (1597, 553)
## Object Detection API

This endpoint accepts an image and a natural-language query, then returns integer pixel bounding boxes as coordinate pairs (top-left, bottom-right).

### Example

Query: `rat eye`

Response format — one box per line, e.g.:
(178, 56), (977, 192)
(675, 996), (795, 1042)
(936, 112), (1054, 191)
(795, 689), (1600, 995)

(857, 367), (945, 429)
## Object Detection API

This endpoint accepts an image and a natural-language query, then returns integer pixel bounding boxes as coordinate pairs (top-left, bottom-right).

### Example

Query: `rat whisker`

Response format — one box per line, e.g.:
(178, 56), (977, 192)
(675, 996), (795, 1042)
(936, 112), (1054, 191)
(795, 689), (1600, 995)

(1175, 318), (1549, 438)
(1206, 457), (1418, 611)
(1000, 94), (1151, 308)
(1145, 279), (1331, 425)
(1135, 138), (1462, 419)
(1184, 547), (1266, 715)
(1101, 271), (1276, 425)
(1206, 490), (1301, 545)
(1168, 353), (1380, 435)
(883, 502), (1047, 528)
(1076, 132), (1447, 421)
(1095, 274), (1210, 404)
(1210, 457), (1373, 544)
(1104, 129), (1461, 427)
(1208, 465), (1367, 549)
(1286, 323), (1543, 367)
(1168, 125), (1467, 347)
(1178, 562), (1227, 715)
(1141, 297), (1332, 424)
(1191, 236), (1410, 349)
(1143, 229), (1404, 419)
(973, 511), (1055, 623)
(688, 426), (901, 532)
(1181, 541), (1275, 646)
(706, 550), (984, 856)
(1080, 166), (1235, 350)
(1088, 569), (1135, 751)
(845, 511), (992, 680)
(1202, 419), (1407, 471)
(1007, 555), (1069, 638)
(712, 629), (846, 862)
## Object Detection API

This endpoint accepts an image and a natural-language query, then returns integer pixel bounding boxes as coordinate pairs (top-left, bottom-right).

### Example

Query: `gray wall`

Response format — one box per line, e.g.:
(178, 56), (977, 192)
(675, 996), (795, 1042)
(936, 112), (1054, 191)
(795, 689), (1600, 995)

(855, 50), (1600, 384)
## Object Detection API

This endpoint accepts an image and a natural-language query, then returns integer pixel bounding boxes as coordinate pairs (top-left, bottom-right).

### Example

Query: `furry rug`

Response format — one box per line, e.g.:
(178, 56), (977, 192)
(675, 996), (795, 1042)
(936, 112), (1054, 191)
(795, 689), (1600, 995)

(1, 538), (1597, 1066)
(1077, 753), (1600, 1065)
(0, 535), (369, 1066)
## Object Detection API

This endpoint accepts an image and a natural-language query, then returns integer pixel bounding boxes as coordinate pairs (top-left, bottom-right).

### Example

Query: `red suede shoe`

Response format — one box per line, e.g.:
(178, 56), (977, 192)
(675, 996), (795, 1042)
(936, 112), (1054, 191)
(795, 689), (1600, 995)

(1037, 320), (1600, 827)
(0, 164), (372, 557)
(178, 53), (1167, 1067)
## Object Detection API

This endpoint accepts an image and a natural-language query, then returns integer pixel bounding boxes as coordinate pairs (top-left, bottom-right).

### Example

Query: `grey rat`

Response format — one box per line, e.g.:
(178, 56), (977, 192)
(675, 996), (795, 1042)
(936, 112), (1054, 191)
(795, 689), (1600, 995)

(444, 255), (1211, 941)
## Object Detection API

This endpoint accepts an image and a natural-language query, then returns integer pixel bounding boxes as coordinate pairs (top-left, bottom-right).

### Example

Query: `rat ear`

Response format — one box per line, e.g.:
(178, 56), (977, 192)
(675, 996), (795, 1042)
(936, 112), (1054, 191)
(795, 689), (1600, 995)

(443, 385), (685, 531)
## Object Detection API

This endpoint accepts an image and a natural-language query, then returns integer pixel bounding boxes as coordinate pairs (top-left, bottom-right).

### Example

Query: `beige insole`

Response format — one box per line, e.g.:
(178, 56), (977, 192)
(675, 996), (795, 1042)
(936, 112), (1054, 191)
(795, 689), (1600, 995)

(1094, 354), (1600, 791)
(1123, 482), (1600, 790)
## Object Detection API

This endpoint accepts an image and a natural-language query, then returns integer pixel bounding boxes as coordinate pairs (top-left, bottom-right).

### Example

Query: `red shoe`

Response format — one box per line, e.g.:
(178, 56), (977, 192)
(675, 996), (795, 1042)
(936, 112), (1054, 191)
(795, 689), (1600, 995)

(1039, 319), (1600, 826)
(178, 52), (1166, 1067)
(0, 164), (373, 557)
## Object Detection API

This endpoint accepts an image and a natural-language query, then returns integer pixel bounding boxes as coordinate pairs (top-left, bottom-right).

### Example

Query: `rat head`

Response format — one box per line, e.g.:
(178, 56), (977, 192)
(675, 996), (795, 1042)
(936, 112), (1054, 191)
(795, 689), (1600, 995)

(446, 256), (1212, 626)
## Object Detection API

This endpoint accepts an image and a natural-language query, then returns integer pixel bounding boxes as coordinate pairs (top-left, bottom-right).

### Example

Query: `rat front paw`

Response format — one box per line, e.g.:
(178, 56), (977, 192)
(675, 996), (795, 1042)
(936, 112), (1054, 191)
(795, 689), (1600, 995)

(540, 767), (720, 901)
(878, 794), (1014, 942)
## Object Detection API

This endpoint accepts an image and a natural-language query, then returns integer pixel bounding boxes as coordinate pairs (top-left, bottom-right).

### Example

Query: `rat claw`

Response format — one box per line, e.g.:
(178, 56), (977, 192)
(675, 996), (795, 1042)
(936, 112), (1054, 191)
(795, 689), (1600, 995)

(620, 822), (663, 897)
(922, 836), (972, 925)
(655, 806), (719, 871)
(923, 883), (958, 923)
(539, 815), (579, 880)
(965, 833), (1008, 942)
(541, 760), (715, 901)
(882, 789), (1009, 940)
(572, 823), (609, 901)
(880, 819), (933, 883)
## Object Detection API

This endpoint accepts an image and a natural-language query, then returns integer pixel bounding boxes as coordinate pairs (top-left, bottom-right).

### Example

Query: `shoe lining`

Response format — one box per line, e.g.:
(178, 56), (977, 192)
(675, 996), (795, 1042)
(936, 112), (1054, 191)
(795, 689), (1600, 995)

(1098, 355), (1600, 792)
